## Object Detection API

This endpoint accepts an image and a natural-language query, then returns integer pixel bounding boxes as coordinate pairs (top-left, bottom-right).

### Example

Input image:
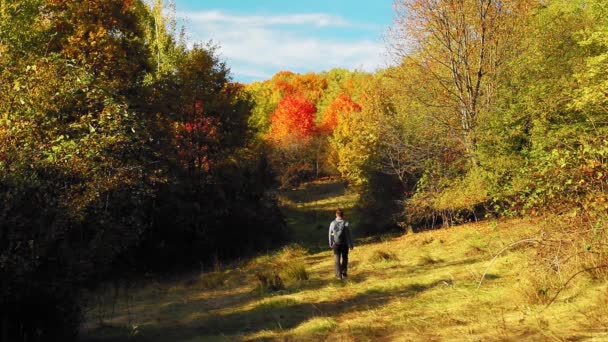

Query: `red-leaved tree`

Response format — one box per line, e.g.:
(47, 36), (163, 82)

(176, 101), (220, 173)
(267, 95), (317, 149)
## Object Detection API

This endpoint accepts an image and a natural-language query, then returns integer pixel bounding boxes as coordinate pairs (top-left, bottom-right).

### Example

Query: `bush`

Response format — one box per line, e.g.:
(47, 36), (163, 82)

(276, 243), (308, 262)
(406, 168), (489, 229)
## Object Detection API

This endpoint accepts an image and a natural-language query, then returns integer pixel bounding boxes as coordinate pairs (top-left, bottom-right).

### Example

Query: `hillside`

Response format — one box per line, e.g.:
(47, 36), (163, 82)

(81, 181), (608, 341)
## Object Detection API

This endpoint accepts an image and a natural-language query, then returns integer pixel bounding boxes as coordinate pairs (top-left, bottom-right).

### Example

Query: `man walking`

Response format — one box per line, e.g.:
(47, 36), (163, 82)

(329, 209), (354, 279)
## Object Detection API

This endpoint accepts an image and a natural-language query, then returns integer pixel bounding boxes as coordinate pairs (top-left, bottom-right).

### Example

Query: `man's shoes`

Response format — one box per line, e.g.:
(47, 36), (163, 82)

(336, 274), (343, 280)
(342, 273), (347, 279)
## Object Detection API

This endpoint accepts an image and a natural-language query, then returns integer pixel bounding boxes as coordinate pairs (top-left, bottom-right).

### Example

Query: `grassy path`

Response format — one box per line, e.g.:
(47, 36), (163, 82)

(276, 180), (360, 250)
(82, 181), (608, 341)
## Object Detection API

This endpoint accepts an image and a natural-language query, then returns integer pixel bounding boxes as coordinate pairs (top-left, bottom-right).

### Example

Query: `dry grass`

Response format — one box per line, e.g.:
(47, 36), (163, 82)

(368, 249), (399, 263)
(81, 181), (608, 341)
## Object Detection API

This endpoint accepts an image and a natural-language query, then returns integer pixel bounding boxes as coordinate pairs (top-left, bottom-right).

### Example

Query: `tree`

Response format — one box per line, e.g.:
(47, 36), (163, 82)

(0, 2), (287, 340)
(267, 95), (317, 149)
(0, 0), (155, 339)
(245, 80), (282, 136)
(319, 93), (362, 134)
(391, 0), (531, 164)
(500, 0), (608, 212)
(145, 0), (183, 75)
(288, 72), (329, 103)
(330, 90), (382, 187)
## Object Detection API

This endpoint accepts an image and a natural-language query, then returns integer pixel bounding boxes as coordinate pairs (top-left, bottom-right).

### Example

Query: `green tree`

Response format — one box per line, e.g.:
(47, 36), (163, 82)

(0, 0), (155, 339)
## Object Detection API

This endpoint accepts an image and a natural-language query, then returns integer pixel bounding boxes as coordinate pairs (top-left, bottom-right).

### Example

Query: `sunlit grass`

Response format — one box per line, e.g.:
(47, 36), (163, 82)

(81, 181), (608, 341)
(278, 180), (360, 249)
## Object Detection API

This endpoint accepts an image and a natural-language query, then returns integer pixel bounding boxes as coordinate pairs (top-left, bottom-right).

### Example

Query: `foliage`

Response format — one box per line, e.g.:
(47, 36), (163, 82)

(378, 0), (608, 227)
(243, 0), (608, 231)
(1, 0), (155, 339)
(319, 93), (361, 134)
(246, 80), (281, 135)
(391, 0), (531, 164)
(244, 69), (372, 188)
(329, 89), (382, 187)
(267, 95), (317, 149)
(0, 1), (286, 340)
(487, 0), (608, 214)
(4, 0), (608, 338)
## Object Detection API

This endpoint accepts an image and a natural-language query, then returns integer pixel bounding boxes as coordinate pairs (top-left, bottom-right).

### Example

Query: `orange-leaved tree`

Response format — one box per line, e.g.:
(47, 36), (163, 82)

(272, 71), (328, 103)
(267, 94), (317, 149)
(289, 73), (328, 103)
(319, 93), (362, 134)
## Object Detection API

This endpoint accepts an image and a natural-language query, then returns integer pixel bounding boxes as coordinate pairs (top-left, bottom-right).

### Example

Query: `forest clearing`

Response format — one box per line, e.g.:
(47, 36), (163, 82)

(3, 0), (608, 340)
(81, 181), (608, 341)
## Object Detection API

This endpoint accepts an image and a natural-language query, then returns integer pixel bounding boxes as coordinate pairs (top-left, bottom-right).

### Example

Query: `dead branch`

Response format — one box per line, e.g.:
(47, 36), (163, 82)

(477, 237), (540, 290)
(545, 264), (608, 308)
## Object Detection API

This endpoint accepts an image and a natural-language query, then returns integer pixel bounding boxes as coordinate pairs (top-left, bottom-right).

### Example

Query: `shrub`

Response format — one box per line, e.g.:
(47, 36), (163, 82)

(406, 168), (489, 229)
(355, 171), (404, 234)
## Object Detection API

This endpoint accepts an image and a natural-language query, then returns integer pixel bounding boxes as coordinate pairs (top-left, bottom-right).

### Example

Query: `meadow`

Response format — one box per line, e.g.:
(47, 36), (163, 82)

(81, 181), (608, 341)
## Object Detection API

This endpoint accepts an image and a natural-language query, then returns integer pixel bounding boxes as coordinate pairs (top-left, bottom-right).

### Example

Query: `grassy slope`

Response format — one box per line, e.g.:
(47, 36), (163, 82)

(81, 181), (608, 341)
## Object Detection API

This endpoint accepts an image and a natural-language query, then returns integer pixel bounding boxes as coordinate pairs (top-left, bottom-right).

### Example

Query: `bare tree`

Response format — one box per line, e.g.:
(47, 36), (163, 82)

(390, 0), (531, 164)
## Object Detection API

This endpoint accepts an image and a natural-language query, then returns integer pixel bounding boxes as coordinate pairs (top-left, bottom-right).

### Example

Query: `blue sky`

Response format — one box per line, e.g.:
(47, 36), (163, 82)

(173, 0), (395, 83)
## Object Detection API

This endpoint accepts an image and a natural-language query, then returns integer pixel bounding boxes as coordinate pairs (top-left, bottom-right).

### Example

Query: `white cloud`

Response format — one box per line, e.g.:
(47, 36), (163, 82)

(177, 10), (351, 28)
(228, 66), (273, 80)
(178, 11), (389, 82)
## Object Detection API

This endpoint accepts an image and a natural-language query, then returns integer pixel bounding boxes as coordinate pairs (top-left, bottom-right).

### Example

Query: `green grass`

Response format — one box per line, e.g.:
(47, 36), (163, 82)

(81, 180), (608, 341)
(277, 179), (360, 250)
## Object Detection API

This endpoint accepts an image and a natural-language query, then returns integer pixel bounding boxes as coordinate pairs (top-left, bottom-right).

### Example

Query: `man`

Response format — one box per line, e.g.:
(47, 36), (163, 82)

(328, 208), (354, 279)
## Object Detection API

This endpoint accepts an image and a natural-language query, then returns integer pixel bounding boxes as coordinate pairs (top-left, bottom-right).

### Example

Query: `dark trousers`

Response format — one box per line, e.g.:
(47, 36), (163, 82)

(333, 244), (349, 277)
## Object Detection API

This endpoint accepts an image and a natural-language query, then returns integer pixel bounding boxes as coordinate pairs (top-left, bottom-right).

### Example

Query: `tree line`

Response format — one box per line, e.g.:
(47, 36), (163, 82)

(0, 0), (286, 340)
(248, 0), (607, 232)
(1, 0), (608, 340)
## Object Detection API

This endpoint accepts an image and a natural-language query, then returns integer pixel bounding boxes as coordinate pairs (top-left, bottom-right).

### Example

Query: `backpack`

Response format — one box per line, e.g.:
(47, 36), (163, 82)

(333, 220), (347, 245)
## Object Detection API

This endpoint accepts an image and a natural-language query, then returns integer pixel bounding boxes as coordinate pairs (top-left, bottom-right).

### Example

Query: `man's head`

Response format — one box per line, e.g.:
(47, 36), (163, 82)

(335, 209), (344, 219)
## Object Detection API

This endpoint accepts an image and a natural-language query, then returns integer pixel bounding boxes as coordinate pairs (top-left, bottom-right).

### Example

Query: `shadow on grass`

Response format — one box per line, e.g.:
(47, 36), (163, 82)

(81, 251), (489, 341)
(281, 181), (347, 204)
(283, 205), (373, 253)
(343, 256), (486, 288)
(162, 289), (255, 313)
(81, 276), (448, 342)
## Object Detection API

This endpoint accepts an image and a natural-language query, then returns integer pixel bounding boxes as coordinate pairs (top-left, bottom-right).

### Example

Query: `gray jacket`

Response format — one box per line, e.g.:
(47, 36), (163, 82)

(329, 219), (353, 248)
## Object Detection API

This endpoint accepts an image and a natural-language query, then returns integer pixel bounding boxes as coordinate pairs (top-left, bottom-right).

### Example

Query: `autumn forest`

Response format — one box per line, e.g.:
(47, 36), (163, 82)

(1, 0), (608, 340)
